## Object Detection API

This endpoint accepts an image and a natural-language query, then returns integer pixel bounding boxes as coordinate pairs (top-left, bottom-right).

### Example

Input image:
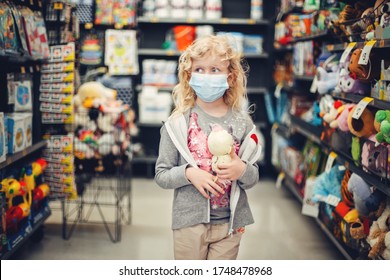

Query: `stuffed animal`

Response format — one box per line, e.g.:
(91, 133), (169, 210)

(337, 68), (370, 95)
(350, 7), (375, 40)
(207, 124), (234, 173)
(348, 48), (380, 83)
(347, 105), (376, 138)
(337, 103), (355, 132)
(347, 172), (385, 217)
(323, 100), (344, 128)
(312, 164), (346, 219)
(374, 110), (390, 144)
(366, 198), (390, 259)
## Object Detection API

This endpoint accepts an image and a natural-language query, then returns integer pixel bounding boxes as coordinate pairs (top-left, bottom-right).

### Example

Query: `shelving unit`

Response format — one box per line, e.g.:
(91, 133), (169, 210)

(272, 0), (390, 260)
(133, 0), (276, 177)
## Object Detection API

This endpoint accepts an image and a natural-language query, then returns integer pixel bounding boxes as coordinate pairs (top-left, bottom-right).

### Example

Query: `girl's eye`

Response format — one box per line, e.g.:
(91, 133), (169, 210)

(212, 68), (221, 73)
(194, 68), (204, 73)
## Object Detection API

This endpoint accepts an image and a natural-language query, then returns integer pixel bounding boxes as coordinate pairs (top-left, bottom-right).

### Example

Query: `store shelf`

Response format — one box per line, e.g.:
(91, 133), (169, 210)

(0, 140), (48, 170)
(132, 155), (158, 164)
(326, 38), (390, 52)
(0, 52), (48, 65)
(137, 122), (163, 128)
(332, 92), (390, 111)
(292, 74), (315, 82)
(138, 48), (268, 58)
(247, 87), (268, 94)
(1, 206), (51, 260)
(287, 116), (390, 197)
(289, 115), (322, 144)
(137, 16), (270, 26)
(289, 30), (329, 43)
(281, 170), (354, 260)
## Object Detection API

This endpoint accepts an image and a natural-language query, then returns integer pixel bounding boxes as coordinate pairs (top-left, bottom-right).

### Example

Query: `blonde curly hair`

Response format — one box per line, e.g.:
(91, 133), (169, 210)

(171, 35), (249, 115)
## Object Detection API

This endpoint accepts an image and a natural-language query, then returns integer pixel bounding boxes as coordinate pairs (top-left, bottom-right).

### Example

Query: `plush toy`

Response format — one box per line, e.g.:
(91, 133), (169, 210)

(97, 133), (115, 156)
(323, 100), (344, 128)
(374, 110), (390, 144)
(361, 135), (390, 177)
(350, 7), (376, 40)
(348, 48), (380, 83)
(337, 103), (355, 132)
(366, 198), (390, 259)
(330, 4), (363, 42)
(347, 105), (376, 138)
(312, 164), (346, 219)
(207, 124), (234, 173)
(337, 68), (371, 95)
(347, 173), (385, 217)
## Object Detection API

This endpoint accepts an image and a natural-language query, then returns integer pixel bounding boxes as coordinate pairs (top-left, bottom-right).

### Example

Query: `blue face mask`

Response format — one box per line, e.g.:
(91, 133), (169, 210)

(189, 73), (229, 103)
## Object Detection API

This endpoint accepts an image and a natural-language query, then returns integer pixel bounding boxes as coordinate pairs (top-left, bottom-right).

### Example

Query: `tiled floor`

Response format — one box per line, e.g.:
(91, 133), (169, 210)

(10, 177), (344, 260)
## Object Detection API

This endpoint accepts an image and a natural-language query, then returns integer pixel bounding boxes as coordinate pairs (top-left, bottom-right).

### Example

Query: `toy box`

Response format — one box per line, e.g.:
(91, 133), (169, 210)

(0, 113), (5, 163)
(5, 114), (26, 154)
(138, 86), (172, 124)
(49, 43), (75, 62)
(13, 80), (33, 112)
(24, 113), (32, 148)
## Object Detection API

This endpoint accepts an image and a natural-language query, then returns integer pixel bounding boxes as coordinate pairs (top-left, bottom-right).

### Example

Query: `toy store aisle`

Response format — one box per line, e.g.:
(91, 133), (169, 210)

(11, 178), (344, 260)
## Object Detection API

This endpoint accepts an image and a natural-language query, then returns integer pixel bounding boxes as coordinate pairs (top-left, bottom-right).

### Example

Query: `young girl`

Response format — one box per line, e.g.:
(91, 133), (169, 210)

(155, 35), (262, 260)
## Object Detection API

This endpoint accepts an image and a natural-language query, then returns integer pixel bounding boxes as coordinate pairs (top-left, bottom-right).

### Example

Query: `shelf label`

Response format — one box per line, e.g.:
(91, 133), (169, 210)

(186, 18), (195, 23)
(358, 40), (376, 65)
(53, 2), (64, 10)
(220, 18), (229, 24)
(20, 66), (26, 74)
(247, 19), (256, 24)
(340, 42), (356, 64)
(151, 17), (159, 23)
(114, 23), (123, 29)
(325, 194), (340, 207)
(275, 172), (285, 189)
(84, 23), (93, 29)
(352, 97), (373, 120)
(325, 151), (337, 172)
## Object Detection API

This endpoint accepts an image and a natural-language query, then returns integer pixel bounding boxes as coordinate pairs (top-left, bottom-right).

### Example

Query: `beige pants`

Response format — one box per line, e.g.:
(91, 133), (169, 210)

(173, 223), (243, 260)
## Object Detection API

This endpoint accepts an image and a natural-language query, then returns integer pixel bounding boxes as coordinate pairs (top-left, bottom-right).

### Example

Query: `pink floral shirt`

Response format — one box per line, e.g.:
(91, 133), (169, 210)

(188, 112), (240, 210)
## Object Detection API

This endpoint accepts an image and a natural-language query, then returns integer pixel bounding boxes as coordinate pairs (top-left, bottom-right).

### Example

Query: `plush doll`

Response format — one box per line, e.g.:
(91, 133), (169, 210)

(347, 105), (376, 138)
(330, 4), (363, 42)
(366, 198), (390, 259)
(361, 135), (390, 177)
(348, 48), (380, 83)
(323, 100), (345, 128)
(374, 110), (390, 144)
(97, 133), (115, 156)
(74, 82), (104, 109)
(312, 164), (346, 219)
(350, 7), (376, 40)
(337, 103), (355, 132)
(207, 124), (234, 174)
(337, 68), (371, 95)
(97, 113), (114, 133)
(347, 173), (385, 217)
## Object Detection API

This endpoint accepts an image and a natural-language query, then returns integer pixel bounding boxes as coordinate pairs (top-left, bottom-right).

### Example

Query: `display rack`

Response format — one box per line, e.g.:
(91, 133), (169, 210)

(272, 0), (390, 260)
(61, 162), (132, 243)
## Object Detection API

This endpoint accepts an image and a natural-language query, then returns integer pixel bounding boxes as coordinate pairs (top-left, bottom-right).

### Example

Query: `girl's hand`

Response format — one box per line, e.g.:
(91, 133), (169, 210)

(185, 167), (225, 199)
(215, 149), (246, 181)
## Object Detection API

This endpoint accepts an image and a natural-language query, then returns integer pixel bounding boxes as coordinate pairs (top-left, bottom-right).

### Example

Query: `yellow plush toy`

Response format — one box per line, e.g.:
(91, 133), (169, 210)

(74, 81), (116, 109)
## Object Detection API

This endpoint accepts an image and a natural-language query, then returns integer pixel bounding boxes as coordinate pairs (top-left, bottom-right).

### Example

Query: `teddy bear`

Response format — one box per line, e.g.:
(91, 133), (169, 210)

(207, 124), (234, 174)
(348, 48), (381, 83)
(366, 198), (390, 259)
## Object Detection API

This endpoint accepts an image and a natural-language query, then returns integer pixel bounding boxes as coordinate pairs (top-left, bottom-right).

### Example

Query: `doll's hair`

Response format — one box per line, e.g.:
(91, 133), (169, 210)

(171, 35), (249, 115)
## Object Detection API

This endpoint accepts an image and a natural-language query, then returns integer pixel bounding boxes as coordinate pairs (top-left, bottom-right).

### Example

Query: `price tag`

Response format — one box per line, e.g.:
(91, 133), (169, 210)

(310, 71), (318, 93)
(352, 97), (373, 120)
(325, 194), (340, 207)
(84, 23), (93, 29)
(325, 151), (337, 172)
(151, 17), (159, 23)
(220, 18), (229, 24)
(114, 23), (123, 29)
(275, 172), (285, 189)
(54, 2), (64, 10)
(358, 40), (376, 65)
(29, 66), (33, 73)
(20, 66), (26, 74)
(166, 50), (175, 56)
(340, 42), (356, 64)
(248, 19), (256, 25)
(326, 44), (334, 52)
(186, 18), (195, 23)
